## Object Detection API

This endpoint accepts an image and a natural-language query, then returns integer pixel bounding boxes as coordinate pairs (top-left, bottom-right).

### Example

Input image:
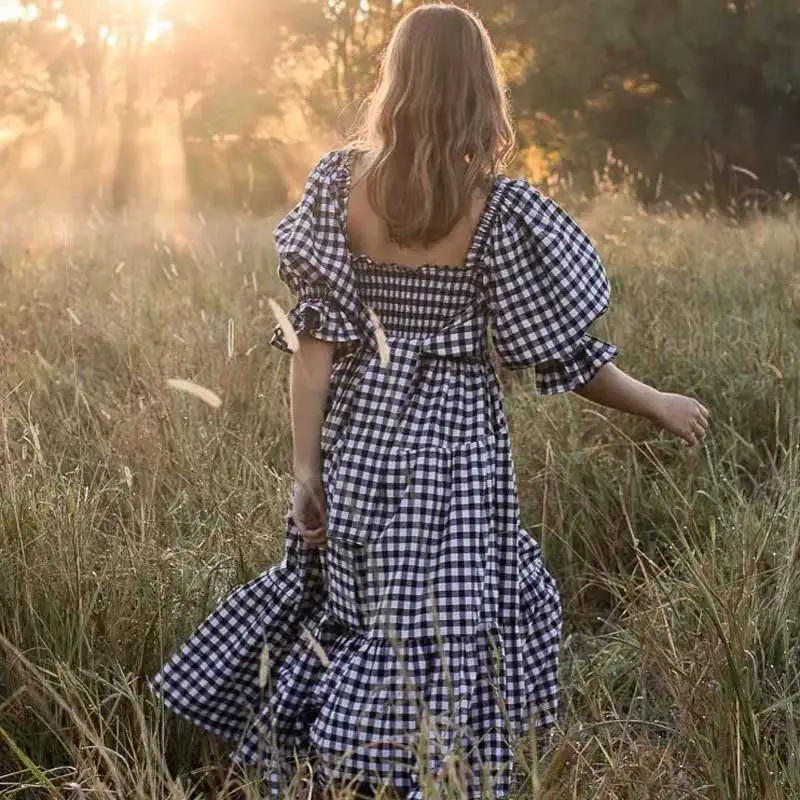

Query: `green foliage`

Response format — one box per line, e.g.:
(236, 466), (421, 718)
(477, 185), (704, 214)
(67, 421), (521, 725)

(515, 0), (800, 206)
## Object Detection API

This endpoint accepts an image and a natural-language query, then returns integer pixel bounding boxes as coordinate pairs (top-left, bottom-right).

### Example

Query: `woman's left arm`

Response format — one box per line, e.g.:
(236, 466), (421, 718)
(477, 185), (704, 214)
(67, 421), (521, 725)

(574, 362), (710, 446)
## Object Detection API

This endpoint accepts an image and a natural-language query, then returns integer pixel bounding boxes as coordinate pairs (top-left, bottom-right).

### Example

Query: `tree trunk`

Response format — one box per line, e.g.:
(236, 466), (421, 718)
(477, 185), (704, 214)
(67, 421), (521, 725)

(78, 27), (106, 206)
(112, 38), (142, 210)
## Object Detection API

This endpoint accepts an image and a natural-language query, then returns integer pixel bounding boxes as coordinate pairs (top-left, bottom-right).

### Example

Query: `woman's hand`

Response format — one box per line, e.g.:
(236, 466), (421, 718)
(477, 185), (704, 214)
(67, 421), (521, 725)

(292, 474), (327, 547)
(653, 392), (711, 446)
(575, 364), (711, 446)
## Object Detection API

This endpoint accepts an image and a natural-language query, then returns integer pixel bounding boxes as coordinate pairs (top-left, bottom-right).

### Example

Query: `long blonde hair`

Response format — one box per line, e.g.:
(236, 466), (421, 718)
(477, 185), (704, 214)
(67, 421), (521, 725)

(354, 3), (515, 248)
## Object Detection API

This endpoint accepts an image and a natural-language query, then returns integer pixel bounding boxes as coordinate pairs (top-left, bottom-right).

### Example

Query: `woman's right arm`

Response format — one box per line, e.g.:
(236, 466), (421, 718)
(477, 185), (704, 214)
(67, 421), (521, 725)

(289, 333), (334, 547)
(574, 362), (710, 446)
(290, 333), (334, 483)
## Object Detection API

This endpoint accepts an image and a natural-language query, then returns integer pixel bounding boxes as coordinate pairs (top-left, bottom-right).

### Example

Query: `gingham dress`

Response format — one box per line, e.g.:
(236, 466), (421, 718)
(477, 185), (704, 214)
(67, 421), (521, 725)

(150, 149), (618, 798)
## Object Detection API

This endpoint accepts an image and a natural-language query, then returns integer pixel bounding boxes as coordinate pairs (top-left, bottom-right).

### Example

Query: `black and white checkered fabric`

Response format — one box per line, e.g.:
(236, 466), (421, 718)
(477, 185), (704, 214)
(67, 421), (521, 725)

(149, 149), (617, 798)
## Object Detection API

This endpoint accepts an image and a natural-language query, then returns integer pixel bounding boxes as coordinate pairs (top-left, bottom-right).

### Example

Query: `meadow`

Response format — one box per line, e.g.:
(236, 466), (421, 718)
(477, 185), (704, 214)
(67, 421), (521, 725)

(0, 193), (798, 799)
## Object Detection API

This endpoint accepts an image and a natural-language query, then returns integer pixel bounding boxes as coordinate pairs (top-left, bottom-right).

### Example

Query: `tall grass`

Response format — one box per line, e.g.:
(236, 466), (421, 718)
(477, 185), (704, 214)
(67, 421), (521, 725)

(0, 200), (798, 798)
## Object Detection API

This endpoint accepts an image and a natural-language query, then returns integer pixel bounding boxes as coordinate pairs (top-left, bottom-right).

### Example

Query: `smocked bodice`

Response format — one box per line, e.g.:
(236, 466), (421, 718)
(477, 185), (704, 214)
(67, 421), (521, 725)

(352, 259), (478, 340)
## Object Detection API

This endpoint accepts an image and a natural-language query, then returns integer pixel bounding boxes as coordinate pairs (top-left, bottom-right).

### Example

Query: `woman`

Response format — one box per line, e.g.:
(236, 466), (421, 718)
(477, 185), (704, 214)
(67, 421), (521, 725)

(150, 5), (710, 798)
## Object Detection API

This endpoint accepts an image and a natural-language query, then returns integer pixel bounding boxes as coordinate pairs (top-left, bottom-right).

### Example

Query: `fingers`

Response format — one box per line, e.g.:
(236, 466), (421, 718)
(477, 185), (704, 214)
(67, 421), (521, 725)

(682, 416), (709, 447)
(696, 401), (711, 420)
(295, 516), (326, 546)
(682, 422), (705, 446)
(688, 398), (711, 445)
(292, 478), (327, 547)
(299, 526), (326, 548)
(652, 393), (712, 447)
(293, 500), (326, 543)
(693, 415), (708, 434)
(299, 507), (325, 531)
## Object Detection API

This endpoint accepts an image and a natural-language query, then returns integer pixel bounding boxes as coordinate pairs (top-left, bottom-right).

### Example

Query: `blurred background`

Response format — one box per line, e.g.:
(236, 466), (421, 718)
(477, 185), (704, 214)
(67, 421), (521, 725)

(0, 0), (798, 216)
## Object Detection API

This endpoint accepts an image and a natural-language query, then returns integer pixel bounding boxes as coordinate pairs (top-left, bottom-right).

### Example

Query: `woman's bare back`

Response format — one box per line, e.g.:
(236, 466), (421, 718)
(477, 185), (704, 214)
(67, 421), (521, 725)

(346, 152), (490, 269)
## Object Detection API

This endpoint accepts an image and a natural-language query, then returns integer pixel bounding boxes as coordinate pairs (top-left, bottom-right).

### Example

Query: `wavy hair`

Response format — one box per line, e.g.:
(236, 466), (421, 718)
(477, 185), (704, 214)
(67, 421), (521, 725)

(353, 3), (515, 247)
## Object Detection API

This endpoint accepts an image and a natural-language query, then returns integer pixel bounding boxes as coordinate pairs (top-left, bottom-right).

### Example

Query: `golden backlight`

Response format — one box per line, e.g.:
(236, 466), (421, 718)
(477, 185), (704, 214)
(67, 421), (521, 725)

(0, 0), (175, 43)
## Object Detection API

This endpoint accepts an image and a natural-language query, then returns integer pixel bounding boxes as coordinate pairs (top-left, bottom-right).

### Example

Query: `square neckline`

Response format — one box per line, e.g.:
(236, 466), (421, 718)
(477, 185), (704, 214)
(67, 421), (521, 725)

(338, 147), (504, 274)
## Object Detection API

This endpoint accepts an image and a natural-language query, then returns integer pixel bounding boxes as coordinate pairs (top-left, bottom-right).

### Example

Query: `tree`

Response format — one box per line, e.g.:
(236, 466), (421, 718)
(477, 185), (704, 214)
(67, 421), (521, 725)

(513, 0), (800, 207)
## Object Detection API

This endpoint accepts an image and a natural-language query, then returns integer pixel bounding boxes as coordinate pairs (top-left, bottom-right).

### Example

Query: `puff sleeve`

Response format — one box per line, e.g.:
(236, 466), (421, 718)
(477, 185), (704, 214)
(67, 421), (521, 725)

(488, 180), (619, 395)
(269, 150), (362, 355)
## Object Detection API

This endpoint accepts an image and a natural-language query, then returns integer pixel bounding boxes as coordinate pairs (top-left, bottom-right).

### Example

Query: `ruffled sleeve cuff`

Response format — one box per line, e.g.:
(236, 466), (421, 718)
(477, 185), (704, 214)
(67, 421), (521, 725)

(532, 335), (618, 396)
(269, 285), (361, 355)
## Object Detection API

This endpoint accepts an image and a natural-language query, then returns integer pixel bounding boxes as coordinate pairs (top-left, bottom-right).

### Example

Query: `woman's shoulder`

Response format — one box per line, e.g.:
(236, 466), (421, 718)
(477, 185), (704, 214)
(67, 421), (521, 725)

(304, 148), (358, 187)
(493, 176), (568, 229)
(489, 175), (598, 263)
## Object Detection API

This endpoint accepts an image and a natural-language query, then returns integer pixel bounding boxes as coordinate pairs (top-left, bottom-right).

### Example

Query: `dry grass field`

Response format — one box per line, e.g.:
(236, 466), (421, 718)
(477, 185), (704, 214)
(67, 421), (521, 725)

(1, 195), (799, 798)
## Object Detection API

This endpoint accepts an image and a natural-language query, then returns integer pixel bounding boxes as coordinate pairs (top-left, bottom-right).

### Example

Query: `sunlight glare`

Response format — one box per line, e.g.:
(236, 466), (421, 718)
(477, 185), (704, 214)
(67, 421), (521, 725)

(0, 1), (37, 22)
(145, 18), (173, 43)
(0, 0), (175, 43)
